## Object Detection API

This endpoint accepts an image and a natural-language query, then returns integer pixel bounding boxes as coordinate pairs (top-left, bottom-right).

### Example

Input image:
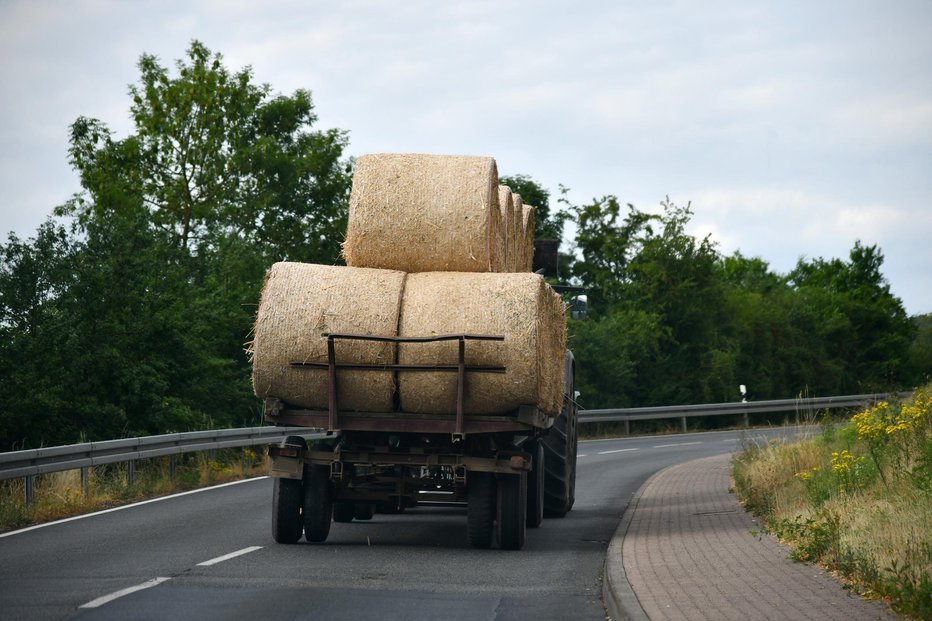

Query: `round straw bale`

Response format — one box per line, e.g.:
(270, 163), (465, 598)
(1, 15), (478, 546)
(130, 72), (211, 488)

(497, 185), (513, 273)
(509, 194), (524, 272)
(520, 204), (536, 272)
(251, 262), (406, 412)
(397, 272), (566, 417)
(489, 186), (507, 273)
(343, 153), (501, 273)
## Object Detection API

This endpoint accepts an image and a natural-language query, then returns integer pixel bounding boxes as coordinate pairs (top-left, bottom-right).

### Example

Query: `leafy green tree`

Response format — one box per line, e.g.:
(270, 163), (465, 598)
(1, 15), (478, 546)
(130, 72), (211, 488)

(64, 40), (351, 263)
(790, 241), (914, 392)
(906, 313), (932, 384)
(563, 195), (656, 314)
(0, 42), (352, 450)
(0, 223), (78, 449)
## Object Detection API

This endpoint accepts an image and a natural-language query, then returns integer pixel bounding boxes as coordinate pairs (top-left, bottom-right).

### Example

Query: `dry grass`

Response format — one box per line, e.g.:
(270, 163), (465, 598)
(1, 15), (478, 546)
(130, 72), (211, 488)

(1, 448), (267, 533)
(733, 387), (932, 618)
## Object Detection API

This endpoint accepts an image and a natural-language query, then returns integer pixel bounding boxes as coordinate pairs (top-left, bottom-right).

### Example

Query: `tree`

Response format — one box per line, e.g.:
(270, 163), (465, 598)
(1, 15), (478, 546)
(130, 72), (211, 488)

(63, 40), (351, 263)
(789, 241), (914, 391)
(1, 42), (353, 450)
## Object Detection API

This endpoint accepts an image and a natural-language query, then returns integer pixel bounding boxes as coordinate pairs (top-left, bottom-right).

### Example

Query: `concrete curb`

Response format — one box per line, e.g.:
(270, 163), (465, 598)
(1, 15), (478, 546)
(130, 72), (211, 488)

(601, 469), (660, 621)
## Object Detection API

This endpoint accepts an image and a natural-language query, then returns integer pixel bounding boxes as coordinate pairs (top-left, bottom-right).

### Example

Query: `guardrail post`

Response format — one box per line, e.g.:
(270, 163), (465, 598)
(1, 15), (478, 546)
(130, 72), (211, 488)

(680, 417), (687, 432)
(624, 419), (630, 435)
(743, 411), (750, 428)
(81, 467), (89, 498)
(169, 455), (177, 479)
(25, 475), (35, 506)
(127, 460), (136, 486)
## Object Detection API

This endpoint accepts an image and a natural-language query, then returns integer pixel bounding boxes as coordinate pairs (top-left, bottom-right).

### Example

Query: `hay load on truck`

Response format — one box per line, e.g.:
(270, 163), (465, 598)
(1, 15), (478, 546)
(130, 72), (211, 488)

(251, 153), (578, 550)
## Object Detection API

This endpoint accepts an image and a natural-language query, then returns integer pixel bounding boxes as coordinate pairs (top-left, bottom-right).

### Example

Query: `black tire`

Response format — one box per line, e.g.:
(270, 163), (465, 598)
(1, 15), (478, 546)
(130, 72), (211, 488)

(354, 503), (375, 521)
(303, 463), (333, 543)
(376, 501), (405, 514)
(272, 477), (304, 544)
(497, 472), (527, 550)
(543, 356), (577, 518)
(526, 440), (545, 528)
(332, 500), (355, 523)
(467, 471), (495, 549)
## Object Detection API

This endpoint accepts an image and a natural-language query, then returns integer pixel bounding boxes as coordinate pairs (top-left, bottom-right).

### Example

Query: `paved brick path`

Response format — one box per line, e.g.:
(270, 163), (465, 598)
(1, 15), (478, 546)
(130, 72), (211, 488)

(604, 453), (898, 621)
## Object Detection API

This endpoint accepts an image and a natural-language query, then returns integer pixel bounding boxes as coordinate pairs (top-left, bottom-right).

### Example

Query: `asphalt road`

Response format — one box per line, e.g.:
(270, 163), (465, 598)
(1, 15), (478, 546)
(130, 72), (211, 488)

(0, 428), (813, 620)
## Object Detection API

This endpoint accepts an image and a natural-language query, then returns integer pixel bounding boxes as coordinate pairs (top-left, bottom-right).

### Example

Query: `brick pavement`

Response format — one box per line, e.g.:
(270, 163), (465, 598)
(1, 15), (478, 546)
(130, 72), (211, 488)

(603, 453), (898, 621)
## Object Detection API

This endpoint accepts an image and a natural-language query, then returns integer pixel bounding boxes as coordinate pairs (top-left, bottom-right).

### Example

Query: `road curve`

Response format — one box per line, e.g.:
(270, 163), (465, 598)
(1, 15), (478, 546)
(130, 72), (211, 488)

(0, 428), (805, 621)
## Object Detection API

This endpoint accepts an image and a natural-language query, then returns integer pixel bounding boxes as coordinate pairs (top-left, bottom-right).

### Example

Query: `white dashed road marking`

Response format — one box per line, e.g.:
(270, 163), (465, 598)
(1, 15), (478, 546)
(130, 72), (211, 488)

(79, 577), (172, 609)
(197, 546), (263, 567)
(652, 442), (703, 448)
(597, 448), (640, 455)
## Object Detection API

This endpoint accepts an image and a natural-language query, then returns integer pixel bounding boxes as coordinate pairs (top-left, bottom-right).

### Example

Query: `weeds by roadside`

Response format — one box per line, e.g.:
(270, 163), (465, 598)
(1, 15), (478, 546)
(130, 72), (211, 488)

(0, 447), (267, 533)
(733, 386), (932, 619)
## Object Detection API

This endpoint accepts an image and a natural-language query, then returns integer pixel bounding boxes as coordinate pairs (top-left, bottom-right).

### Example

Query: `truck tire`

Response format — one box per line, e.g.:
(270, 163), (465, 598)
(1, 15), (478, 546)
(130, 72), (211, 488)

(543, 357), (577, 518)
(497, 472), (527, 550)
(332, 500), (355, 523)
(354, 503), (375, 520)
(303, 462), (333, 543)
(526, 440), (545, 528)
(272, 477), (304, 544)
(271, 435), (308, 544)
(467, 471), (495, 549)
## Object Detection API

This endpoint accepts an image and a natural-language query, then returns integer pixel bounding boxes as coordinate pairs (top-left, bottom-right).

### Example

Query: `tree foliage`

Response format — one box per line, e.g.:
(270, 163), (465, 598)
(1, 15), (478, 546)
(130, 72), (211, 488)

(63, 41), (350, 262)
(562, 196), (921, 409)
(0, 42), (350, 450)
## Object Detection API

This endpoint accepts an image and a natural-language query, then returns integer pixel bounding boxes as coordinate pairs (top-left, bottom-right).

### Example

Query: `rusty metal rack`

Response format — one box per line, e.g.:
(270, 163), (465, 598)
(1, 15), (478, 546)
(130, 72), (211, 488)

(273, 333), (532, 439)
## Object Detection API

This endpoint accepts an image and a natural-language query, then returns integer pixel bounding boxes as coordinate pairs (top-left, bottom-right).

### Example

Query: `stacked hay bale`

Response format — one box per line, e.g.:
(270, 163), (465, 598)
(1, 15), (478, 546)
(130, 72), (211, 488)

(497, 185), (514, 273)
(343, 153), (505, 273)
(398, 272), (565, 415)
(252, 153), (565, 419)
(251, 263), (406, 412)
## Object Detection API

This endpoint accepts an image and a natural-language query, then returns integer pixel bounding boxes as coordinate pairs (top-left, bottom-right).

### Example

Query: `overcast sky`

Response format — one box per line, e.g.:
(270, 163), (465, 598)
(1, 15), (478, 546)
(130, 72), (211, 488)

(1, 0), (930, 314)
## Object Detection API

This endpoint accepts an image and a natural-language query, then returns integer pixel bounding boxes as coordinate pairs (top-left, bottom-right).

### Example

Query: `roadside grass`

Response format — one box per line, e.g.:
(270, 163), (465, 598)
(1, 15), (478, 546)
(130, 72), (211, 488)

(733, 386), (932, 619)
(0, 447), (267, 533)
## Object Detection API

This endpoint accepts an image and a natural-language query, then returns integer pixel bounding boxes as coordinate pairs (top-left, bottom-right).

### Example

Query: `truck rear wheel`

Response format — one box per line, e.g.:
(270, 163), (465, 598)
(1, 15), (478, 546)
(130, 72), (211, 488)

(467, 471), (495, 549)
(354, 503), (375, 520)
(526, 440), (545, 528)
(332, 501), (355, 523)
(543, 359), (577, 518)
(272, 477), (304, 544)
(303, 462), (333, 542)
(497, 472), (527, 550)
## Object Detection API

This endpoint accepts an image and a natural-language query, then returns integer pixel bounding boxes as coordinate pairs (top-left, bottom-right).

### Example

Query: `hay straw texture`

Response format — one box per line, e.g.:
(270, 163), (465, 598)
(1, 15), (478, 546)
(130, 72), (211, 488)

(497, 185), (513, 273)
(397, 272), (566, 416)
(343, 153), (502, 273)
(520, 204), (536, 272)
(509, 193), (524, 272)
(251, 262), (406, 412)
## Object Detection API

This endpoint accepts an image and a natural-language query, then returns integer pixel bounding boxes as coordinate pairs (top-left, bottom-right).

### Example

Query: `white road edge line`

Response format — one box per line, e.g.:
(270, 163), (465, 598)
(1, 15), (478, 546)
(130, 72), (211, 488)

(577, 454), (588, 458)
(79, 577), (172, 609)
(197, 546), (263, 567)
(0, 477), (268, 539)
(653, 441), (703, 448)
(597, 448), (640, 455)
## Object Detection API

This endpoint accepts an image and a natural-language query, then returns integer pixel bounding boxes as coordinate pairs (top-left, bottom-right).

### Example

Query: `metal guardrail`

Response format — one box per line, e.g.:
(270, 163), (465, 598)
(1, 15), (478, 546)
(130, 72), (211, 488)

(0, 426), (324, 504)
(0, 392), (909, 504)
(578, 392), (911, 432)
